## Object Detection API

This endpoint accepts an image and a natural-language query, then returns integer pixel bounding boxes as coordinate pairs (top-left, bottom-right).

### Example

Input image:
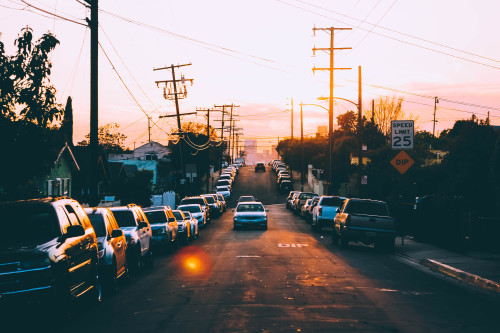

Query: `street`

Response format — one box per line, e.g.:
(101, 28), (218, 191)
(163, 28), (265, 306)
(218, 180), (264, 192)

(31, 166), (500, 332)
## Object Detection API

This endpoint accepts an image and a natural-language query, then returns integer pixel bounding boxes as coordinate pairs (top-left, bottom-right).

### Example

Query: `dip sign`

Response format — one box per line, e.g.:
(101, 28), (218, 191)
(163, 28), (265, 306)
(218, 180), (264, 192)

(391, 120), (414, 150)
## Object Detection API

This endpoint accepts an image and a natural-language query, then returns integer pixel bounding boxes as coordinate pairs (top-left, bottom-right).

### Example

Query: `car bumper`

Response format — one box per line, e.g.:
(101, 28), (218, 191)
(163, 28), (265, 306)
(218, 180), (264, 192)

(343, 227), (396, 243)
(316, 217), (333, 227)
(234, 218), (267, 228)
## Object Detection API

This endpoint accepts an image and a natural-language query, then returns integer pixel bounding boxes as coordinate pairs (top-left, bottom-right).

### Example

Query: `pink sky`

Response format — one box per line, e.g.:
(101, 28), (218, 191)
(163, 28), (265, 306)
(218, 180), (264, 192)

(2, 0), (499, 151)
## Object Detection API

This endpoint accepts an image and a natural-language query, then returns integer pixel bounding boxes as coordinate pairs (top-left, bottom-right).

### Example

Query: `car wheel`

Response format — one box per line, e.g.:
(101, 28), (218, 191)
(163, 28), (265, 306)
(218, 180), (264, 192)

(331, 230), (339, 245)
(88, 263), (102, 304)
(339, 233), (349, 249)
(233, 224), (239, 230)
(263, 224), (267, 230)
(131, 245), (142, 273)
(145, 243), (154, 269)
(104, 260), (119, 295)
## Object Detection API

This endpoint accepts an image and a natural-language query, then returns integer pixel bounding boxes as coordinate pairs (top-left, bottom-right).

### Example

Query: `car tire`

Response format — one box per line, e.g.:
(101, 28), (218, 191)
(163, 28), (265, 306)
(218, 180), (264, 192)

(331, 230), (339, 245)
(339, 233), (349, 249)
(145, 244), (154, 269)
(131, 245), (142, 273)
(263, 224), (267, 230)
(88, 263), (102, 304)
(233, 224), (239, 231)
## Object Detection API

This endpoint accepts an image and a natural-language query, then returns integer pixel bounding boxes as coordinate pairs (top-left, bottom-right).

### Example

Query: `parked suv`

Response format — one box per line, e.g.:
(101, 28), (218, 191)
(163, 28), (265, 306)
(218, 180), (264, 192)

(311, 196), (347, 232)
(110, 204), (153, 272)
(143, 206), (179, 251)
(0, 198), (100, 308)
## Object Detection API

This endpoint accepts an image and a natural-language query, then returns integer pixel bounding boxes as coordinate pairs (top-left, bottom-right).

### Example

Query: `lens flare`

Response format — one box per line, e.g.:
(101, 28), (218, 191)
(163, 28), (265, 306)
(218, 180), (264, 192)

(177, 246), (211, 277)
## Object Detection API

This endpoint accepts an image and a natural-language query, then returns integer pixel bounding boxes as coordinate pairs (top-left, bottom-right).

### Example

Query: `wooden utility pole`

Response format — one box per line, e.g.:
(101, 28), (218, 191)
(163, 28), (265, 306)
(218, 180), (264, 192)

(313, 26), (352, 194)
(433, 97), (439, 137)
(196, 108), (219, 193)
(357, 66), (363, 197)
(83, 0), (99, 205)
(300, 103), (304, 191)
(154, 64), (193, 191)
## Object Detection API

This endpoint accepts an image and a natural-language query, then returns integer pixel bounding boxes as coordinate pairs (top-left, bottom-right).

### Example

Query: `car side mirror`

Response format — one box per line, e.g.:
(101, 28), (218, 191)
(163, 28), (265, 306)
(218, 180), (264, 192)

(66, 225), (85, 238)
(111, 228), (123, 238)
(138, 221), (149, 229)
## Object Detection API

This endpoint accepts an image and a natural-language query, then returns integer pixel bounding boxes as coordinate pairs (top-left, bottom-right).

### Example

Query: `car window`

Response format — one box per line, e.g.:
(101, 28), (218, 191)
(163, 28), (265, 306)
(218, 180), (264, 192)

(0, 204), (60, 246)
(178, 205), (201, 213)
(145, 211), (168, 224)
(320, 197), (345, 207)
(64, 204), (82, 225)
(172, 211), (185, 220)
(237, 204), (264, 212)
(88, 214), (107, 237)
(112, 210), (137, 227)
(203, 196), (215, 204)
(104, 213), (115, 235)
(344, 201), (390, 216)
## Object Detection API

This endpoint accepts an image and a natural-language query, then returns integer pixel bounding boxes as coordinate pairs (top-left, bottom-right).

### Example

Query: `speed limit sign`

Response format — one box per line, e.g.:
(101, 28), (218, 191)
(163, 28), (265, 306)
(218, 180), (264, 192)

(391, 120), (414, 149)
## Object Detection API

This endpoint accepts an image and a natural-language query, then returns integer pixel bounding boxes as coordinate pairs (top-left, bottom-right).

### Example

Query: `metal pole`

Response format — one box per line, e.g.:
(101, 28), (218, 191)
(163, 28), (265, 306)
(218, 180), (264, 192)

(357, 66), (363, 198)
(328, 28), (334, 195)
(300, 103), (304, 191)
(89, 0), (99, 205)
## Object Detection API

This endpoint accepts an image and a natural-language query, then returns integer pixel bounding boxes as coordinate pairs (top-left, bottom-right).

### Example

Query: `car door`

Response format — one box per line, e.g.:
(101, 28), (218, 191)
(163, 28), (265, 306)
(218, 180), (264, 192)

(106, 212), (126, 276)
(136, 210), (151, 256)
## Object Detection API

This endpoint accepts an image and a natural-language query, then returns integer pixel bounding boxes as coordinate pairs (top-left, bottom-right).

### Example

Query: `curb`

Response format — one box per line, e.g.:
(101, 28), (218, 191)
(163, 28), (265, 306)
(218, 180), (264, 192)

(420, 259), (500, 293)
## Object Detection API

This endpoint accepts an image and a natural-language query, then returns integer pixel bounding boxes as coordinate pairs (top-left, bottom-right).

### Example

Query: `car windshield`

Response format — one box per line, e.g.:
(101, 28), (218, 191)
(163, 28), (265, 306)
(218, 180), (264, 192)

(320, 197), (346, 207)
(111, 210), (137, 227)
(237, 204), (264, 212)
(88, 214), (107, 237)
(178, 205), (200, 213)
(203, 196), (215, 204)
(299, 193), (317, 200)
(181, 198), (204, 206)
(0, 203), (60, 246)
(144, 211), (167, 224)
(172, 211), (185, 220)
(344, 201), (390, 216)
(217, 186), (229, 191)
(217, 180), (230, 186)
(182, 212), (192, 219)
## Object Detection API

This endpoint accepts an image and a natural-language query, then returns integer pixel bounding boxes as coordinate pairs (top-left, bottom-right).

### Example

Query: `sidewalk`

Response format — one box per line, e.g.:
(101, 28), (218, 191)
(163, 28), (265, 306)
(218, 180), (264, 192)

(395, 236), (500, 293)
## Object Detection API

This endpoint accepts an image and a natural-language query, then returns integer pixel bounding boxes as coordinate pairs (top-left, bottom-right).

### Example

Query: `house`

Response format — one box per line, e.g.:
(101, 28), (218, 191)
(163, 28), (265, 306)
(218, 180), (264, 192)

(109, 141), (174, 192)
(37, 143), (80, 197)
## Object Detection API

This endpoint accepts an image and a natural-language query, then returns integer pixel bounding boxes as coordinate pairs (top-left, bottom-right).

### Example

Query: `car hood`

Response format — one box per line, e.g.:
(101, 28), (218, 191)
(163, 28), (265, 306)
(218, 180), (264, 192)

(234, 212), (267, 218)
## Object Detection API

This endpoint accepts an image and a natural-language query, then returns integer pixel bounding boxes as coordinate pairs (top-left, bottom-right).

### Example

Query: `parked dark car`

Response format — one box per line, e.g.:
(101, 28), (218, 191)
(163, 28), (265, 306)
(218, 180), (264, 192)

(179, 196), (211, 223)
(0, 198), (101, 309)
(280, 180), (294, 193)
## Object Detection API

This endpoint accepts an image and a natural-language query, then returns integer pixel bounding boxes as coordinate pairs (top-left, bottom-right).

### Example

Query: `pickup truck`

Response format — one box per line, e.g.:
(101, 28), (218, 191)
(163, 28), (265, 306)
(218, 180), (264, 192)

(332, 198), (396, 251)
(311, 196), (346, 231)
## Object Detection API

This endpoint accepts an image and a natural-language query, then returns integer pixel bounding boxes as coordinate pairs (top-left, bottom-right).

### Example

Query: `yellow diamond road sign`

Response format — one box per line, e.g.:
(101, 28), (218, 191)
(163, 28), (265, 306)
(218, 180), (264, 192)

(391, 150), (414, 174)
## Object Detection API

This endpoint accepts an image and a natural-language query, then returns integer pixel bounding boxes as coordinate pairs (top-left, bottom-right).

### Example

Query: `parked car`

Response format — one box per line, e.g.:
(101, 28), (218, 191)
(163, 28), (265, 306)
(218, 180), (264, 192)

(280, 180), (294, 193)
(215, 179), (232, 191)
(181, 211), (199, 240)
(300, 199), (313, 218)
(143, 206), (179, 250)
(333, 198), (396, 251)
(179, 196), (210, 223)
(311, 196), (347, 232)
(177, 204), (207, 227)
(0, 198), (101, 309)
(172, 210), (191, 244)
(85, 207), (129, 292)
(255, 162), (266, 172)
(216, 185), (231, 200)
(292, 192), (318, 215)
(201, 194), (222, 217)
(215, 193), (227, 212)
(110, 204), (153, 272)
(286, 191), (300, 209)
(233, 202), (269, 230)
(305, 196), (320, 223)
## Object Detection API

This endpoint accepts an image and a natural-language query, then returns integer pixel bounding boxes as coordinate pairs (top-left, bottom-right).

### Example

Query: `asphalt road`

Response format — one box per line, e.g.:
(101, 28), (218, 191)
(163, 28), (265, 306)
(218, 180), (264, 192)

(18, 165), (500, 332)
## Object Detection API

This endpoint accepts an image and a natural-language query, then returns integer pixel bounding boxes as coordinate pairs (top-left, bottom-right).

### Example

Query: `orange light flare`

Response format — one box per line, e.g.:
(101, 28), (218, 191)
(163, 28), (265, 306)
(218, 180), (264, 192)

(176, 246), (211, 277)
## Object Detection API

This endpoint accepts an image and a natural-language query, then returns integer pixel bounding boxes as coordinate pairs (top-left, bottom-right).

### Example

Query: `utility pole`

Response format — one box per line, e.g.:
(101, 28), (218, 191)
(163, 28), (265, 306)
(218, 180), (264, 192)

(147, 116), (151, 143)
(218, 104), (239, 164)
(290, 98), (294, 140)
(196, 108), (219, 193)
(83, 0), (99, 205)
(213, 105), (230, 176)
(371, 99), (375, 123)
(357, 66), (363, 198)
(433, 96), (439, 137)
(313, 26), (352, 194)
(154, 63), (193, 194)
(300, 103), (304, 191)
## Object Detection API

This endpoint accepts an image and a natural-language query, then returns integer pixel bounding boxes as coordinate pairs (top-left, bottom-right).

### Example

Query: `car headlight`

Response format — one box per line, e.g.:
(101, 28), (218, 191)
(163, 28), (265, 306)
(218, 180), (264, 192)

(21, 257), (51, 269)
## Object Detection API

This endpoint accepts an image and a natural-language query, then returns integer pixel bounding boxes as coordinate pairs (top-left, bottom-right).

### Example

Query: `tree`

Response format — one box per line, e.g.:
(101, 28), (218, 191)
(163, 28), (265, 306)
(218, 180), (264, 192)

(336, 111), (357, 135)
(0, 26), (63, 126)
(78, 123), (128, 154)
(182, 121), (218, 140)
(0, 27), (65, 200)
(372, 96), (418, 137)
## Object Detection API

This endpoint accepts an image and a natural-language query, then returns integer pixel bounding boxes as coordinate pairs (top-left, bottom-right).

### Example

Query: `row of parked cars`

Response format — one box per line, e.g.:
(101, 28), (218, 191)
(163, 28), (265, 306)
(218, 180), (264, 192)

(270, 160), (293, 193)
(0, 192), (230, 314)
(214, 163), (241, 200)
(286, 191), (397, 251)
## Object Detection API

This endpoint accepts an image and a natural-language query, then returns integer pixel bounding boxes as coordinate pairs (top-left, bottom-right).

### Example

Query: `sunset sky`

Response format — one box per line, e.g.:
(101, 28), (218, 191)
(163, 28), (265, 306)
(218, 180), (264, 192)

(2, 0), (500, 152)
